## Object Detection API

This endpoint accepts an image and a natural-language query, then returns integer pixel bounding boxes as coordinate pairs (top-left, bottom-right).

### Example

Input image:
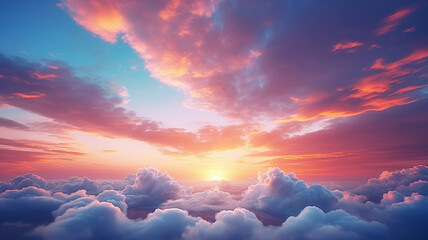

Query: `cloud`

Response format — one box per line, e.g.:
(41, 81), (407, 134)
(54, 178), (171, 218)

(0, 187), (63, 229)
(182, 207), (388, 240)
(378, 193), (428, 239)
(97, 190), (128, 213)
(334, 165), (428, 240)
(0, 53), (248, 155)
(0, 138), (86, 167)
(0, 148), (64, 165)
(122, 168), (190, 210)
(248, 98), (428, 181)
(240, 167), (337, 220)
(336, 192), (428, 240)
(52, 195), (95, 217)
(354, 165), (428, 202)
(54, 177), (108, 195)
(36, 202), (389, 240)
(0, 117), (29, 130)
(0, 172), (127, 196)
(1, 165), (428, 239)
(332, 41), (364, 52)
(36, 203), (198, 240)
(162, 187), (238, 212)
(0, 173), (48, 192)
(277, 49), (428, 122)
(62, 0), (428, 123)
(182, 208), (266, 240)
(375, 7), (415, 36)
(0, 184), (129, 240)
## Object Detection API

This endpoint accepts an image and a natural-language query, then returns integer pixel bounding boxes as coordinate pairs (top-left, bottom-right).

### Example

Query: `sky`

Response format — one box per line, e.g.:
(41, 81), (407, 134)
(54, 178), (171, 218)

(0, 0), (427, 184)
(1, 1), (428, 240)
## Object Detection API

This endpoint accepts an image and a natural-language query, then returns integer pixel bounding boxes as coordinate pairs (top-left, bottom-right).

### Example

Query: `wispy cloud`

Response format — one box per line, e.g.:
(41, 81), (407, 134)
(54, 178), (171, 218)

(375, 7), (415, 36)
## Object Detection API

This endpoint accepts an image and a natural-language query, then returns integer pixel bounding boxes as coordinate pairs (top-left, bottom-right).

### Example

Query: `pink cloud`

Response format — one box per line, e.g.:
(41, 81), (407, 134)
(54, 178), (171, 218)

(248, 96), (428, 181)
(277, 49), (428, 122)
(375, 7), (415, 36)
(0, 137), (86, 168)
(63, 0), (126, 43)
(404, 26), (416, 33)
(13, 92), (46, 99)
(331, 41), (364, 52)
(61, 0), (284, 119)
(32, 72), (58, 80)
(0, 117), (28, 130)
(61, 1), (427, 126)
(0, 54), (248, 155)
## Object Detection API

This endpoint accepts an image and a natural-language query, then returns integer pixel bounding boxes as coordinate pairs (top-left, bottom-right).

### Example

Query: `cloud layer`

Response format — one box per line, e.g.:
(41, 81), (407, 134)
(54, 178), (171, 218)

(1, 165), (428, 240)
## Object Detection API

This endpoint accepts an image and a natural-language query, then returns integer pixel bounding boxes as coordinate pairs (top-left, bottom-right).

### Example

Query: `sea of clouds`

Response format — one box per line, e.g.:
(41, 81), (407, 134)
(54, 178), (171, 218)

(1, 165), (427, 240)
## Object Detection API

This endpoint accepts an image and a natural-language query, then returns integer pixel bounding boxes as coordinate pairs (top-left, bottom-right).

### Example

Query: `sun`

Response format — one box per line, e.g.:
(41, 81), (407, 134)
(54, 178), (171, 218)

(211, 175), (221, 181)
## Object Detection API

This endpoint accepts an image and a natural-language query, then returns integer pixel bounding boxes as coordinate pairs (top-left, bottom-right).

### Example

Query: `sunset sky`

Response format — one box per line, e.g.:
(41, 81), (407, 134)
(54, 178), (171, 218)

(1, 1), (428, 240)
(1, 0), (427, 184)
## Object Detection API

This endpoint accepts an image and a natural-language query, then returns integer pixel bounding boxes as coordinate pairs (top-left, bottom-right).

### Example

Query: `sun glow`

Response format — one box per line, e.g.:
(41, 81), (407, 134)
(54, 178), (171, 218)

(211, 175), (221, 181)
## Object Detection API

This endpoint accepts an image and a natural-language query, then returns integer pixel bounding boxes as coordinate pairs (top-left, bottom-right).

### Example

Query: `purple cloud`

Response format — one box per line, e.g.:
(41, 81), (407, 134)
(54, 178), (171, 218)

(240, 167), (337, 220)
(0, 54), (248, 155)
(1, 165), (428, 240)
(122, 168), (190, 210)
(0, 117), (28, 130)
(354, 165), (428, 202)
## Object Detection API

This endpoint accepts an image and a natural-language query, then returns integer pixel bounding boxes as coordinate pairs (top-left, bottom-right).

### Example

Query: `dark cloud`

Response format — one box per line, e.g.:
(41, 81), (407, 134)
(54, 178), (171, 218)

(0, 187), (63, 240)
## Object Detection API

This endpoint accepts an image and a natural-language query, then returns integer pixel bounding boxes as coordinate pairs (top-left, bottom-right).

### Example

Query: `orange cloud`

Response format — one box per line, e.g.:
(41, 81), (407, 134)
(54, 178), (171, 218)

(1, 54), (250, 156)
(393, 85), (428, 95)
(404, 26), (416, 33)
(362, 97), (416, 111)
(47, 65), (59, 69)
(159, 0), (181, 20)
(278, 49), (428, 123)
(347, 74), (396, 100)
(0, 137), (86, 165)
(14, 92), (45, 99)
(332, 41), (364, 52)
(32, 72), (58, 80)
(62, 0), (427, 127)
(375, 7), (415, 36)
(64, 0), (126, 43)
